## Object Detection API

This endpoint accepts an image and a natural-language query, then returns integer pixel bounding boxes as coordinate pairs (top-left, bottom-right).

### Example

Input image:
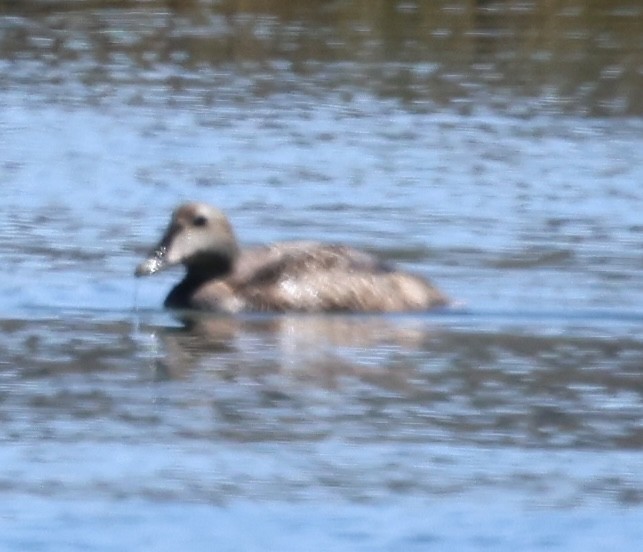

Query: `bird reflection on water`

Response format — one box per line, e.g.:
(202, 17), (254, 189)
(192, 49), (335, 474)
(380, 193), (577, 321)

(146, 312), (437, 392)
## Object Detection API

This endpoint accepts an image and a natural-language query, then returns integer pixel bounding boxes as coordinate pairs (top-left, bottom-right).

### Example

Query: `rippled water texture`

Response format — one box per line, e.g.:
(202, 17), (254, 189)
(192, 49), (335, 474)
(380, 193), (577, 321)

(1, 1), (643, 550)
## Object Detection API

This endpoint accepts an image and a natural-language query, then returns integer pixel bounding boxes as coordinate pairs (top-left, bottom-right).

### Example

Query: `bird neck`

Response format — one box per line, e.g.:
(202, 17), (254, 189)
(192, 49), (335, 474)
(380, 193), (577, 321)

(184, 248), (237, 284)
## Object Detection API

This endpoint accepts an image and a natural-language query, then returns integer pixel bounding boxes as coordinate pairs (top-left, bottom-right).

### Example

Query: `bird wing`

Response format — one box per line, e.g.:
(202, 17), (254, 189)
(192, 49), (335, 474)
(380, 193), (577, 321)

(228, 242), (445, 312)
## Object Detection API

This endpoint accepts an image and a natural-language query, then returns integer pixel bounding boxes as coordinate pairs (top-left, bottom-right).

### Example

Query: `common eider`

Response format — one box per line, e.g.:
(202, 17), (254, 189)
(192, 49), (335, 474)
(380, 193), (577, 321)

(135, 202), (449, 313)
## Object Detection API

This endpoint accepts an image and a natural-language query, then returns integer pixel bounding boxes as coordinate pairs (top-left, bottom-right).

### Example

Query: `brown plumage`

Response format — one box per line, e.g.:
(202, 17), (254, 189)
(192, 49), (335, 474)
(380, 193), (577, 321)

(135, 202), (449, 313)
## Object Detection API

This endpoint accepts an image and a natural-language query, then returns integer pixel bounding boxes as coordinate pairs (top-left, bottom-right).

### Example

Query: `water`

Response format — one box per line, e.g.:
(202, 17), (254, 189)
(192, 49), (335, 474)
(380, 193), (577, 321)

(1, 1), (643, 550)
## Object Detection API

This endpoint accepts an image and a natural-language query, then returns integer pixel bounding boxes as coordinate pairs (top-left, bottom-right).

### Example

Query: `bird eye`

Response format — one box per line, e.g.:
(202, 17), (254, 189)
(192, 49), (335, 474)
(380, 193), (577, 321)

(193, 215), (208, 227)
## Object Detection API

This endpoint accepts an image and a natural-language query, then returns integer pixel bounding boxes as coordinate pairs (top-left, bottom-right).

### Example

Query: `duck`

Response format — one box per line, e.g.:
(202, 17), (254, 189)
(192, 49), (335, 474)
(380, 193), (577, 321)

(135, 202), (449, 313)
